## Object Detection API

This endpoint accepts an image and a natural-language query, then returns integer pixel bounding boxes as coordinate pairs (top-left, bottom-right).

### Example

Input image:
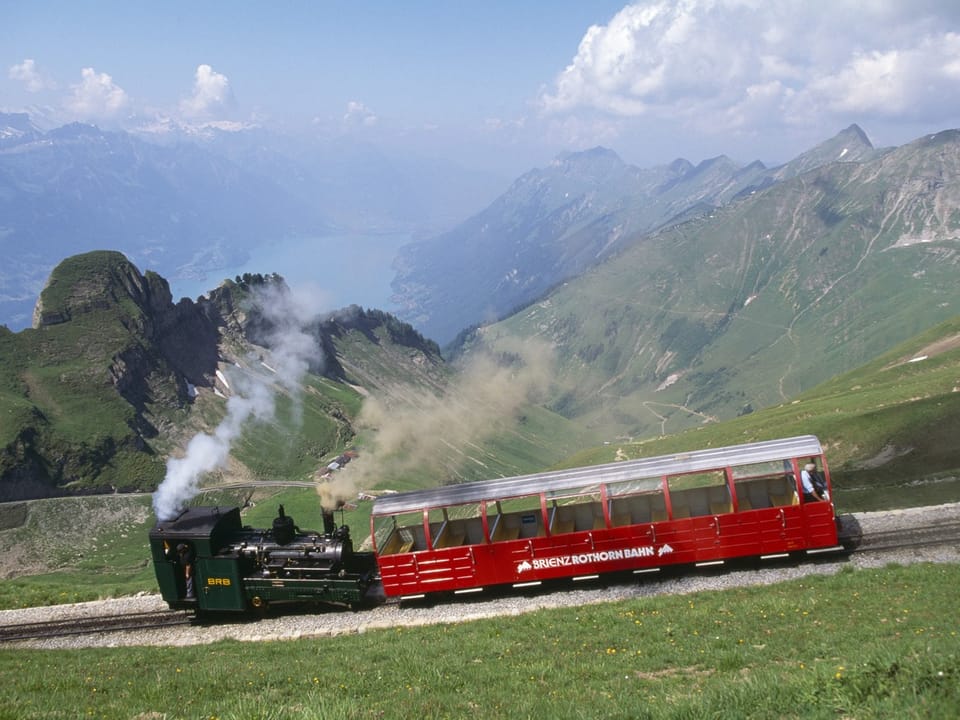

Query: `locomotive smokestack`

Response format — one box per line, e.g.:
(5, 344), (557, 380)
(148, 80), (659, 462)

(322, 508), (336, 536)
(272, 504), (296, 545)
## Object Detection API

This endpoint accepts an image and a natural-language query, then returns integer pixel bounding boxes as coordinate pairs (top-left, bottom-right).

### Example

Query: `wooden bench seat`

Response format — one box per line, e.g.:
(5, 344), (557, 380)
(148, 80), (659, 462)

(379, 528), (416, 555)
(552, 518), (576, 535)
(769, 492), (799, 507)
(492, 523), (521, 542)
(434, 528), (466, 549)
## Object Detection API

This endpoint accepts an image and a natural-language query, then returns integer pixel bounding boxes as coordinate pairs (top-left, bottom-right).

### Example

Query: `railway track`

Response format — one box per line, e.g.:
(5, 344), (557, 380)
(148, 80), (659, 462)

(838, 516), (960, 554)
(0, 609), (192, 644)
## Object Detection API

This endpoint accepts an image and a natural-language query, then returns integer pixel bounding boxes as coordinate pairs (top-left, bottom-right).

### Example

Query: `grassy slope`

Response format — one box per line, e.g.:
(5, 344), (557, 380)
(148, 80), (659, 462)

(560, 314), (960, 514)
(0, 306), (169, 491)
(225, 375), (358, 483)
(0, 495), (157, 607)
(474, 139), (960, 443)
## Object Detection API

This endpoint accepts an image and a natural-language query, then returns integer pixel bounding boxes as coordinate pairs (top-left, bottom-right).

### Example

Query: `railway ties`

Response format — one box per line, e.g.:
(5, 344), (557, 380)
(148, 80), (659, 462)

(0, 609), (192, 644)
(844, 519), (960, 554)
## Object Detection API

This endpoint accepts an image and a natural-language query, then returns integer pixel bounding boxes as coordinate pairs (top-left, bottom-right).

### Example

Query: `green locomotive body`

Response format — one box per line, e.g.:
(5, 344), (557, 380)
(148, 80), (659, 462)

(149, 505), (378, 613)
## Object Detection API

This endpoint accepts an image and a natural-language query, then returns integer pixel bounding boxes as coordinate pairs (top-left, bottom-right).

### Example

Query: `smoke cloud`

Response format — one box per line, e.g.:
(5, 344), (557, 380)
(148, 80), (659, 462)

(152, 283), (321, 520)
(316, 337), (554, 509)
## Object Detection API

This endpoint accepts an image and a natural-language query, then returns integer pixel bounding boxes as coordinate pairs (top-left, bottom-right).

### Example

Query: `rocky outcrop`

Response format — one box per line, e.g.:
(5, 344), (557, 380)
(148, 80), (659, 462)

(4, 252), (444, 499)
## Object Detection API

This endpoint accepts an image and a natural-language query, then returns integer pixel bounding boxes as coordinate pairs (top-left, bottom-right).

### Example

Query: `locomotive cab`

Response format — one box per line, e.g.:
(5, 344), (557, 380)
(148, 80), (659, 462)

(150, 506), (246, 611)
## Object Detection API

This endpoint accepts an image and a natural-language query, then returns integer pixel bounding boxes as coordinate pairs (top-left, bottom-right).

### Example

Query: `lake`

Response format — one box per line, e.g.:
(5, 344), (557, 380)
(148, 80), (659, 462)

(168, 232), (411, 315)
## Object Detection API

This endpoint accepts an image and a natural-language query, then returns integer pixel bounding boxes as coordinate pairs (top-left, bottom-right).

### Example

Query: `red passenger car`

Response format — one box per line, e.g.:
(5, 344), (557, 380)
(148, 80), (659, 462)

(370, 435), (840, 598)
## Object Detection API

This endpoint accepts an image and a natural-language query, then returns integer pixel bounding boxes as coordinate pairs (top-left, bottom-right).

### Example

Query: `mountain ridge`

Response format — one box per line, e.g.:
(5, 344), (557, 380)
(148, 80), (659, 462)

(391, 125), (882, 344)
(462, 126), (960, 441)
(0, 251), (445, 501)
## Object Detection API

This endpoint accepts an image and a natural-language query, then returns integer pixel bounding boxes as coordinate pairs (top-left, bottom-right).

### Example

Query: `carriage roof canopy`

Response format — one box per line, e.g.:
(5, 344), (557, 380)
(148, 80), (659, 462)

(371, 435), (823, 516)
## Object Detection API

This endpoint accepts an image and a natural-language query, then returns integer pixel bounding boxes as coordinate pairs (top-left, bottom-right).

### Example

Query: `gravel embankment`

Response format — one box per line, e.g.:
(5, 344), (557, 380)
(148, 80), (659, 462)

(6, 502), (959, 649)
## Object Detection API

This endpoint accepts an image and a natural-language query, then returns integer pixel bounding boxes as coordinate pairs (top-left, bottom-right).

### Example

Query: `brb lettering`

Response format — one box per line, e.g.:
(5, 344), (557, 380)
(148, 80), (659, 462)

(517, 544), (673, 573)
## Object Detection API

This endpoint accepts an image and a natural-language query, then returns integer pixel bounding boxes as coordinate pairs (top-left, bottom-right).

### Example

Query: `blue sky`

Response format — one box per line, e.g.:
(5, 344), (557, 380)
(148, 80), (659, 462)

(4, 1), (960, 174)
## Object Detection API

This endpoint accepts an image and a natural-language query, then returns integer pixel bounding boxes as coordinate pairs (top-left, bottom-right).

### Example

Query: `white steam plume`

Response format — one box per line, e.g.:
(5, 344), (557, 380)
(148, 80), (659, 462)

(152, 283), (322, 520)
(253, 282), (321, 425)
(152, 379), (274, 521)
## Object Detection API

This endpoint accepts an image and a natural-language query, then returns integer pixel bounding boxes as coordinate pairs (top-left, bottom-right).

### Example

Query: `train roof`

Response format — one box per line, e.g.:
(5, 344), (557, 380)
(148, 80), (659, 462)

(371, 435), (823, 516)
(149, 506), (242, 539)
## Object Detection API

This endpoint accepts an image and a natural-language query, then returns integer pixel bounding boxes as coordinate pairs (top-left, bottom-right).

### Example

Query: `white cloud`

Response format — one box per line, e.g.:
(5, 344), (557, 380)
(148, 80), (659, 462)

(9, 58), (53, 93)
(344, 100), (377, 127)
(539, 1), (960, 139)
(65, 67), (128, 119)
(180, 64), (234, 119)
(797, 33), (960, 119)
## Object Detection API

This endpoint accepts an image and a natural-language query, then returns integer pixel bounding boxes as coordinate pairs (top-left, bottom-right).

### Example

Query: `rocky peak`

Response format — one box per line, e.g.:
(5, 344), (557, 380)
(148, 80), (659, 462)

(33, 250), (172, 329)
(0, 112), (42, 148)
(838, 123), (873, 148)
(552, 146), (625, 179)
(774, 124), (878, 181)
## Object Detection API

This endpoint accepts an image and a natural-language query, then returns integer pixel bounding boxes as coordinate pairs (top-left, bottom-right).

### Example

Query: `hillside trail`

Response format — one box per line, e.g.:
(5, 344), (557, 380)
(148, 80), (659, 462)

(642, 400), (717, 435)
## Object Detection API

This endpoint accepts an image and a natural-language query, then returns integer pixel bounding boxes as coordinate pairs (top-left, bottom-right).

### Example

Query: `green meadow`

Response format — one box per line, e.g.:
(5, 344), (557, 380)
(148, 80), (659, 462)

(2, 562), (957, 719)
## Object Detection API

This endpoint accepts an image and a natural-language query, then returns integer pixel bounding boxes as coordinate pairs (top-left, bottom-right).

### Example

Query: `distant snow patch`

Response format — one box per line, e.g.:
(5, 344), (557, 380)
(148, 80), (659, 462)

(890, 233), (959, 249)
(656, 373), (681, 391)
(838, 147), (848, 159)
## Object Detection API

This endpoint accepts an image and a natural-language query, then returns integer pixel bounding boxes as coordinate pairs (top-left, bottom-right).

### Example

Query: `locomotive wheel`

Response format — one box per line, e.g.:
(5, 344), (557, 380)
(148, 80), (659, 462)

(250, 596), (268, 614)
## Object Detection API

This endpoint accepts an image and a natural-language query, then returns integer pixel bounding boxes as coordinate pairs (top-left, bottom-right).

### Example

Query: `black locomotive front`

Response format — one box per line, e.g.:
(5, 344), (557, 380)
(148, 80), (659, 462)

(150, 505), (379, 613)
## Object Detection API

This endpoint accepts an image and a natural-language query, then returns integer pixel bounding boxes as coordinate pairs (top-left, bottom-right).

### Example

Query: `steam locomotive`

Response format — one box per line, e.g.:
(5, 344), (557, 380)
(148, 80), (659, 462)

(149, 504), (379, 613)
(151, 436), (840, 615)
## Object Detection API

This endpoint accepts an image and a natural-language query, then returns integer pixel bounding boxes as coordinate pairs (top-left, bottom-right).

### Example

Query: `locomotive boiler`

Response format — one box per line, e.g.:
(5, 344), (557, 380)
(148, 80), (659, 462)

(150, 504), (379, 613)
